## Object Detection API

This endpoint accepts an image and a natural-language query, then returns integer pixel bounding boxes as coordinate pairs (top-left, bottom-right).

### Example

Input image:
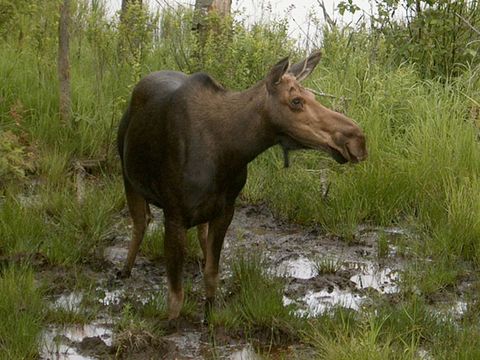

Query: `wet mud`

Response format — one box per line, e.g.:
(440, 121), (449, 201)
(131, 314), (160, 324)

(38, 204), (419, 359)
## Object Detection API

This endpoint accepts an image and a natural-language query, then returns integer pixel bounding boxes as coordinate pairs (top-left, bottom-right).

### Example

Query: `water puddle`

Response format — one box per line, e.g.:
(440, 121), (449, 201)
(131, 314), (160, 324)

(434, 299), (468, 321)
(98, 289), (124, 306)
(229, 344), (261, 360)
(53, 293), (84, 310)
(40, 323), (112, 360)
(103, 246), (128, 264)
(349, 264), (399, 294)
(276, 257), (317, 279)
(164, 331), (203, 359)
(274, 255), (400, 316)
(284, 288), (365, 317)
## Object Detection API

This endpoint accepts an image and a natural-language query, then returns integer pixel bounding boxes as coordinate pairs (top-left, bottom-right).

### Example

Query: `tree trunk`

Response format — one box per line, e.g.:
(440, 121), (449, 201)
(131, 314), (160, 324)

(192, 0), (231, 69)
(58, 0), (71, 124)
(193, 0), (231, 30)
(119, 0), (143, 59)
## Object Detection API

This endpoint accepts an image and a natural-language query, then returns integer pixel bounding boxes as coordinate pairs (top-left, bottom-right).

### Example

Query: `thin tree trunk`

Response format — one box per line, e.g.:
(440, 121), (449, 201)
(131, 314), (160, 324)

(119, 0), (143, 59)
(121, 0), (143, 22)
(58, 0), (71, 124)
(192, 0), (231, 68)
(193, 0), (231, 30)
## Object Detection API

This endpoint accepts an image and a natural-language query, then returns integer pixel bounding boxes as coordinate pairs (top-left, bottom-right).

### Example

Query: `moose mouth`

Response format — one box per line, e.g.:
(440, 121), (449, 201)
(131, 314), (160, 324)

(327, 146), (348, 164)
(279, 135), (349, 164)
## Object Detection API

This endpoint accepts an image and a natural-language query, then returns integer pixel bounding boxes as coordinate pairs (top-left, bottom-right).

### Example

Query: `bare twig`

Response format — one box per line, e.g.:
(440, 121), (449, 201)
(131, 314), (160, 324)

(74, 160), (87, 204)
(73, 159), (105, 204)
(455, 12), (480, 37)
(316, 0), (336, 29)
(58, 0), (71, 124)
(306, 87), (351, 101)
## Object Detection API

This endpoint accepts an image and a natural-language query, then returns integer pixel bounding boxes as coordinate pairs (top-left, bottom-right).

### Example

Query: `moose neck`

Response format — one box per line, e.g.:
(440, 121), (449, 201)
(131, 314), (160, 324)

(218, 83), (277, 167)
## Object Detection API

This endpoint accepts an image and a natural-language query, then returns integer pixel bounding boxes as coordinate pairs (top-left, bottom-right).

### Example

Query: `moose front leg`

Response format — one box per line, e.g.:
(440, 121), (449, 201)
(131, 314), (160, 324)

(164, 217), (187, 322)
(203, 205), (235, 321)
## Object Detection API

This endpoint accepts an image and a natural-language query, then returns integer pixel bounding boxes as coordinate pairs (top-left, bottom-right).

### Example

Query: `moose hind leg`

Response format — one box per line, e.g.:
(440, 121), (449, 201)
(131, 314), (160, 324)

(204, 205), (235, 319)
(119, 178), (150, 278)
(164, 217), (187, 321)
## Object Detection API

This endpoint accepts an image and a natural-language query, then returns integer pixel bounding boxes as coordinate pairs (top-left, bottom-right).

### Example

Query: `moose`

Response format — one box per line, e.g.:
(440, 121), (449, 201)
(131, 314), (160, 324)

(117, 51), (367, 324)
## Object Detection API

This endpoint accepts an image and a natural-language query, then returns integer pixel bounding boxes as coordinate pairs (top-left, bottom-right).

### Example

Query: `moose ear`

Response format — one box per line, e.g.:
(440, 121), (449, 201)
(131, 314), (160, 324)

(266, 56), (290, 93)
(289, 50), (322, 82)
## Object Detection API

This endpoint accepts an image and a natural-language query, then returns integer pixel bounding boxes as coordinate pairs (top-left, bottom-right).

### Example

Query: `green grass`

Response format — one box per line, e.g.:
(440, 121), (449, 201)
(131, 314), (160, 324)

(113, 303), (165, 357)
(0, 267), (45, 360)
(305, 295), (480, 360)
(314, 256), (343, 275)
(141, 226), (202, 262)
(0, 178), (123, 265)
(377, 233), (390, 259)
(210, 253), (302, 341)
(307, 316), (409, 360)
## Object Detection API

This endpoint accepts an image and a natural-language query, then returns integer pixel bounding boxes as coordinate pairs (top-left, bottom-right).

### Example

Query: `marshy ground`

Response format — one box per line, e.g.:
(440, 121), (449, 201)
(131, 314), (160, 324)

(36, 202), (474, 359)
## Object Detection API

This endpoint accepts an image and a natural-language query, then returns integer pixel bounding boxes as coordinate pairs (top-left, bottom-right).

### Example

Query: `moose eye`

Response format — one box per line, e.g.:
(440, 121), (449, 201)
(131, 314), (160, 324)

(290, 97), (303, 110)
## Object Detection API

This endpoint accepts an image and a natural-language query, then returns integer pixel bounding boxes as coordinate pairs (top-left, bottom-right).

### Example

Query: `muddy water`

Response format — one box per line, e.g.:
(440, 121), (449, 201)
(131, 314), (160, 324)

(40, 204), (406, 359)
(223, 205), (404, 318)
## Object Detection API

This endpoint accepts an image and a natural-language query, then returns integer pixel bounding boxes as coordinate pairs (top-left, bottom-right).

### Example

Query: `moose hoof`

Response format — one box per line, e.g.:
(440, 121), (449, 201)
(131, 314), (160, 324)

(116, 268), (131, 279)
(168, 319), (180, 332)
(159, 318), (187, 334)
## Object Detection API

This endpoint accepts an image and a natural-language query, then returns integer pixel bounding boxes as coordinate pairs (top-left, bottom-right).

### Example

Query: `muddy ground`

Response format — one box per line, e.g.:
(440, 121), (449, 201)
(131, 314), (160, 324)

(38, 203), (459, 359)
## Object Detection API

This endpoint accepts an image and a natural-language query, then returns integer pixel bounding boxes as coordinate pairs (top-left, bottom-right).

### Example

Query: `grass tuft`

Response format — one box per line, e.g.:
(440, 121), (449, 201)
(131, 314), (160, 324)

(210, 253), (302, 341)
(0, 267), (45, 359)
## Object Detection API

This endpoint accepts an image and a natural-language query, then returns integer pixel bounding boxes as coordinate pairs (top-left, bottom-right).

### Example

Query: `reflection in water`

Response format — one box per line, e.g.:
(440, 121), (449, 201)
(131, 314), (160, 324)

(276, 257), (317, 279)
(284, 288), (365, 317)
(229, 344), (261, 360)
(277, 256), (401, 316)
(349, 264), (399, 294)
(40, 323), (112, 360)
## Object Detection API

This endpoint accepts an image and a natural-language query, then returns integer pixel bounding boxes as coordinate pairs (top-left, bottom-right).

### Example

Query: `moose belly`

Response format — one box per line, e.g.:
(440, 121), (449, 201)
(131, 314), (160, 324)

(185, 194), (227, 227)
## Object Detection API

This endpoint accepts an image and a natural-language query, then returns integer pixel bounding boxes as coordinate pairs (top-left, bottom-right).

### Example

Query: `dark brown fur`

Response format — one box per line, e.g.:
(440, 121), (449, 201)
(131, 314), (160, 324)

(117, 52), (367, 321)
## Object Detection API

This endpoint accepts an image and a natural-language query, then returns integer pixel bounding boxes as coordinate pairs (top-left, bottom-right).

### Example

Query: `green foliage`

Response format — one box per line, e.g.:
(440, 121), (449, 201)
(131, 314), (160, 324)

(117, 1), (159, 63)
(339, 0), (480, 78)
(0, 130), (35, 188)
(196, 14), (294, 89)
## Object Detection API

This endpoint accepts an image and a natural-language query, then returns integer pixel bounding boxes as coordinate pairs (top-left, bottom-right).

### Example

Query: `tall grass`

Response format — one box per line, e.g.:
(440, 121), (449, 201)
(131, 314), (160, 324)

(0, 267), (44, 360)
(244, 29), (480, 266)
(0, 178), (123, 265)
